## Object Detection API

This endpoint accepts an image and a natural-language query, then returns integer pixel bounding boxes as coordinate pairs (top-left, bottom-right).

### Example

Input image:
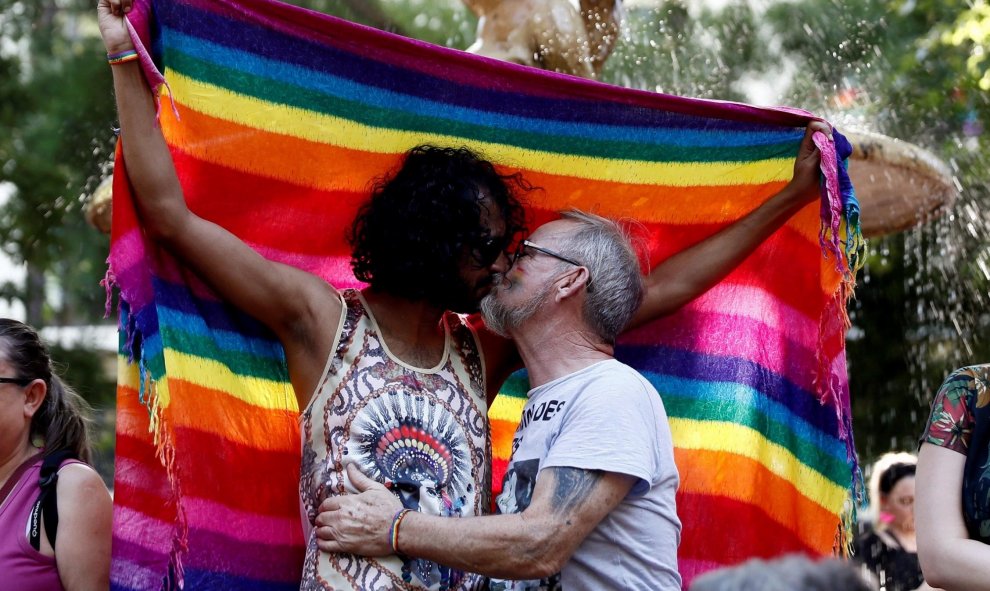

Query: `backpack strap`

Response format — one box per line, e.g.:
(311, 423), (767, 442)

(28, 450), (75, 551)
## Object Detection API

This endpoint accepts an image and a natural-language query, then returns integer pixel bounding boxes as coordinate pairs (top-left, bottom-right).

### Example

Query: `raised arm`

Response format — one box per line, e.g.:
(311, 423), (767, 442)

(916, 443), (990, 591)
(628, 121), (831, 327)
(99, 0), (339, 403)
(315, 463), (634, 579)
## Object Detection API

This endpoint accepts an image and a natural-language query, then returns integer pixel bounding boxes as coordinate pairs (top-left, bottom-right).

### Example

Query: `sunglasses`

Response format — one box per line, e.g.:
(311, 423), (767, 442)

(0, 377), (33, 386)
(512, 240), (592, 290)
(470, 234), (511, 267)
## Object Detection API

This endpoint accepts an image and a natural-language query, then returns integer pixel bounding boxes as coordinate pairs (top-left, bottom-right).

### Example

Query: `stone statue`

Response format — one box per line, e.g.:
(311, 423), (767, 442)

(463, 0), (620, 79)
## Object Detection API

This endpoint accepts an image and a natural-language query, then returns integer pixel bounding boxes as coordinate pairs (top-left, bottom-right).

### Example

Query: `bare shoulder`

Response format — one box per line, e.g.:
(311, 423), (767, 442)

(55, 463), (112, 507)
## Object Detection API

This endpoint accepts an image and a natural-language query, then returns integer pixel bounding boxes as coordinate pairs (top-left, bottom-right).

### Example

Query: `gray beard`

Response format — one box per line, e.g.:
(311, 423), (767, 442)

(480, 277), (553, 338)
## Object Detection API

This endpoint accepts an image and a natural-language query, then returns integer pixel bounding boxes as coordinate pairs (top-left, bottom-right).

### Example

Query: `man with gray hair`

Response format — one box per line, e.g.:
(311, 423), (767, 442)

(313, 209), (681, 590)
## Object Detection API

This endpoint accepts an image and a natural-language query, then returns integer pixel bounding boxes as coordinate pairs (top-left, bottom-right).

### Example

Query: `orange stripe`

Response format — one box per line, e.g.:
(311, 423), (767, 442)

(162, 99), (819, 232)
(675, 447), (838, 551)
(162, 100), (409, 193)
(490, 418), (516, 461)
(517, 169), (818, 228)
(116, 380), (299, 451)
(167, 379), (300, 451)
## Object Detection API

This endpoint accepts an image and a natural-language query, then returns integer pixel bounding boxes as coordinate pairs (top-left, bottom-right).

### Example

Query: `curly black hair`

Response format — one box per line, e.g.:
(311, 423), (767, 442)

(349, 145), (530, 312)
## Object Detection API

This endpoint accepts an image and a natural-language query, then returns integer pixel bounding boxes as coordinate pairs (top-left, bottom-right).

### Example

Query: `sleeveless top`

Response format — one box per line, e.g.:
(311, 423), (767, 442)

(0, 452), (82, 591)
(299, 290), (491, 590)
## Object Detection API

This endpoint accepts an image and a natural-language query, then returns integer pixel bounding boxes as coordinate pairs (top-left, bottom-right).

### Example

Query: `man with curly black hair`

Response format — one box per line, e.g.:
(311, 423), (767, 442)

(101, 2), (830, 588)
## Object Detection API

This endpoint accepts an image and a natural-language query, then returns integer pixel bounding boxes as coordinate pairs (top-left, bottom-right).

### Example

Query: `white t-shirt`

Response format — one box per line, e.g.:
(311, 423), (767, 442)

(491, 359), (681, 591)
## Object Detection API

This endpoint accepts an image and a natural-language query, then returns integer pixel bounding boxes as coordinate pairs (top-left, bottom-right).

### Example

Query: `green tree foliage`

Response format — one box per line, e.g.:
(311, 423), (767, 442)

(0, 0), (116, 328)
(0, 0), (119, 477)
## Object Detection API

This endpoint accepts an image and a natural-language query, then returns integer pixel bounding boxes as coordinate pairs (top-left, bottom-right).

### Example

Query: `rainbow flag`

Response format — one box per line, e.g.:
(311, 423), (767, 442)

(108, 0), (863, 588)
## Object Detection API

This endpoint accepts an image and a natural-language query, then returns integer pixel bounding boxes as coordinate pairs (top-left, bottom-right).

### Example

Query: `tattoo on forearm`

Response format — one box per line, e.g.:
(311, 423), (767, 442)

(549, 467), (603, 518)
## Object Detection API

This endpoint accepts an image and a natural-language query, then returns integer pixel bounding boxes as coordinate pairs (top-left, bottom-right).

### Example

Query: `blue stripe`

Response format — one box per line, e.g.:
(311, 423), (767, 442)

(151, 277), (277, 340)
(616, 343), (840, 436)
(164, 29), (803, 149)
(642, 372), (847, 462)
(156, 306), (285, 360)
(157, 0), (802, 131)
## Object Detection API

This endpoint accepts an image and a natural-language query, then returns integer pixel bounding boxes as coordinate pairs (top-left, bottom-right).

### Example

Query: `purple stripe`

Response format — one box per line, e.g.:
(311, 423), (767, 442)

(111, 537), (171, 591)
(159, 0), (817, 129)
(150, 276), (278, 340)
(182, 526), (304, 583)
(616, 343), (841, 436)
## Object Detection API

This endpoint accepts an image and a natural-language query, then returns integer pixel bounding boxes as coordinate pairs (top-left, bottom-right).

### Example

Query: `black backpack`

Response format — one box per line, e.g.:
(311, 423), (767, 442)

(28, 450), (75, 551)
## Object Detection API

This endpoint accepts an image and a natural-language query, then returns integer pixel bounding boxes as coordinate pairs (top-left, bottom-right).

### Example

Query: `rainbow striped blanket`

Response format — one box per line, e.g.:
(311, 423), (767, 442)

(108, 0), (862, 589)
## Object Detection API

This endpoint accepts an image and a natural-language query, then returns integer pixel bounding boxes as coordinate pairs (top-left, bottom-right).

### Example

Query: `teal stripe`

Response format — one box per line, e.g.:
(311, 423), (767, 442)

(649, 376), (848, 486)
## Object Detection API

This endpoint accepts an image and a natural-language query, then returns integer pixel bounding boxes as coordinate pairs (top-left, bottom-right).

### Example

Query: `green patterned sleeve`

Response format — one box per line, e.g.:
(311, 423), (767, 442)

(921, 367), (980, 454)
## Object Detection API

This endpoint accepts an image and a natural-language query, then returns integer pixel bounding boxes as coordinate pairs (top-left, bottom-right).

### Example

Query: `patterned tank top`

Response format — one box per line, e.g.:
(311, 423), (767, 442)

(299, 290), (491, 590)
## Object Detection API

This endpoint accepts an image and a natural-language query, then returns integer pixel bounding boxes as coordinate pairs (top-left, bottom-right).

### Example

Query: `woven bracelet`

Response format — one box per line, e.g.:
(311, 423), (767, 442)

(389, 509), (412, 554)
(108, 50), (139, 65)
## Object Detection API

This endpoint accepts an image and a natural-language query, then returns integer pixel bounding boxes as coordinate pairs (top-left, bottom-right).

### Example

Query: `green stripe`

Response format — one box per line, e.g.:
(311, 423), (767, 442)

(662, 392), (849, 486)
(161, 326), (290, 382)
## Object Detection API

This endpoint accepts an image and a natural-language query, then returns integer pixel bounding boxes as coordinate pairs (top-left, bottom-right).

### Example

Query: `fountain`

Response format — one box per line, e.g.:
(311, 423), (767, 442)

(463, 0), (620, 78)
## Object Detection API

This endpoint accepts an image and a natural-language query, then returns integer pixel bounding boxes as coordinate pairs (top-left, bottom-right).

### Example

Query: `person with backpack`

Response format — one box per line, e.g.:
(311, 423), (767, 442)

(0, 319), (112, 591)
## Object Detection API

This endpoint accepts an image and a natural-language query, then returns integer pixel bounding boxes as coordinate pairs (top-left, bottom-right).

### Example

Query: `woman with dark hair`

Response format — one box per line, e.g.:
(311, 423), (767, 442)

(854, 453), (926, 591)
(0, 319), (112, 591)
(916, 364), (990, 591)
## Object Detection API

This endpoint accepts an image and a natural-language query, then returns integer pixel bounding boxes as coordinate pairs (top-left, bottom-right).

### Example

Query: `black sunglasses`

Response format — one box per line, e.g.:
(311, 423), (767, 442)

(0, 377), (33, 386)
(470, 234), (511, 267)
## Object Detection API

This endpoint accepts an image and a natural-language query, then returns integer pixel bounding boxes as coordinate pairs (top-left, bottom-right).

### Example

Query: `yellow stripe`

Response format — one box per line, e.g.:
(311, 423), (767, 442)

(160, 349), (297, 411)
(670, 418), (846, 512)
(488, 394), (526, 424)
(117, 354), (141, 390)
(164, 72), (795, 187)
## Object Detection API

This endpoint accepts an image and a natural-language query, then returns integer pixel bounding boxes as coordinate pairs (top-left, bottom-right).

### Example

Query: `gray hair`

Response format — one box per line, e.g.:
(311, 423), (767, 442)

(689, 555), (876, 591)
(555, 210), (644, 343)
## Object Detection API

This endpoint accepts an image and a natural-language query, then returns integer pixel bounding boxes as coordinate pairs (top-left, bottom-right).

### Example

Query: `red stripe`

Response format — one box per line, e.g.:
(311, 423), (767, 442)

(677, 492), (819, 565)
(173, 150), (363, 256)
(165, 426), (301, 517)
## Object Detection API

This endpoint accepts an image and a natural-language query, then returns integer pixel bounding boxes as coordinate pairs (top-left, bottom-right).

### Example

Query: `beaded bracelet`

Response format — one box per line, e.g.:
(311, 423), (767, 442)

(107, 49), (139, 66)
(389, 508), (412, 554)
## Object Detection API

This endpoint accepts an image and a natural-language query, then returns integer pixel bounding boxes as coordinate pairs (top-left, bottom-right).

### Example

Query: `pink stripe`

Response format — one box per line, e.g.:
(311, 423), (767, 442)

(110, 230), (154, 310)
(622, 302), (821, 392)
(148, 247), (364, 295)
(246, 245), (363, 287)
(183, 497), (302, 546)
(113, 506), (175, 550)
(684, 285), (817, 349)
